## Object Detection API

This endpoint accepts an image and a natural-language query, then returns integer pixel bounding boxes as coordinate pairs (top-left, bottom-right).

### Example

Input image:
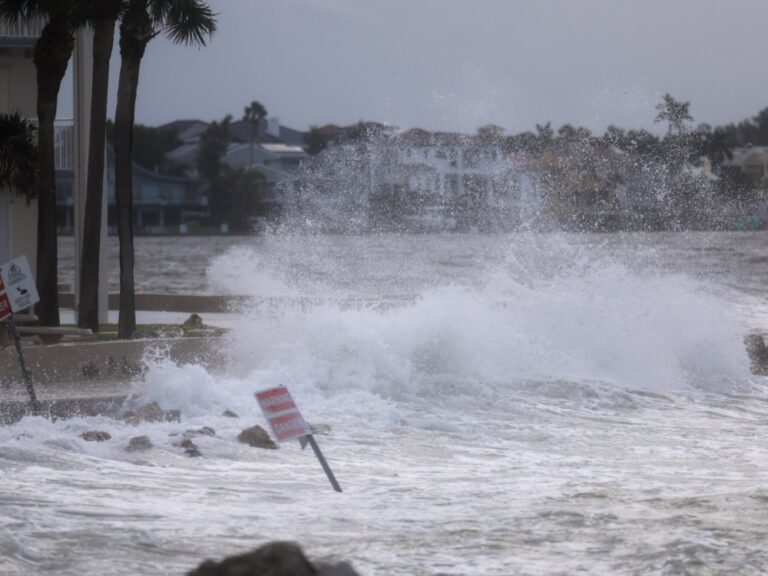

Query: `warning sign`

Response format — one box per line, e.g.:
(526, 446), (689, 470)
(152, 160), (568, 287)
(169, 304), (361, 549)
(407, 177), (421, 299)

(255, 386), (311, 442)
(0, 256), (39, 314)
(0, 292), (10, 322)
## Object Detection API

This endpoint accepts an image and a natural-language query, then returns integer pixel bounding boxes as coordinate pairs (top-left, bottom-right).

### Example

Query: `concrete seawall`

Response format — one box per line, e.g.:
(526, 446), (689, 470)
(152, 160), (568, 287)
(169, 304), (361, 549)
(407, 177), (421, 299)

(0, 337), (225, 424)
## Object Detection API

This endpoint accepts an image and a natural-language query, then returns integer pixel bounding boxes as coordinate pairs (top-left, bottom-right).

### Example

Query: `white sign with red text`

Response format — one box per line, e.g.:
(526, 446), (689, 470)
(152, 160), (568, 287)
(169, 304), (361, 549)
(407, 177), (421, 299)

(255, 386), (311, 442)
(0, 256), (39, 315)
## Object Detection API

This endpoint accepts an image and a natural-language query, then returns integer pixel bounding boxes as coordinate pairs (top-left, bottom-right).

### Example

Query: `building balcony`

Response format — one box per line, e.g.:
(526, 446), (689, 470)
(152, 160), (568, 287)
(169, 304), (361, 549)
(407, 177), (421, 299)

(0, 17), (45, 48)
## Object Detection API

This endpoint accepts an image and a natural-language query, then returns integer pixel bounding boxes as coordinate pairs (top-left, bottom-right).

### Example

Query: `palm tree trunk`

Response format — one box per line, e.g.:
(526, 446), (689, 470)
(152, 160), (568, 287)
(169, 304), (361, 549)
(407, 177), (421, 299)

(78, 12), (118, 332)
(33, 18), (76, 330)
(115, 0), (152, 339)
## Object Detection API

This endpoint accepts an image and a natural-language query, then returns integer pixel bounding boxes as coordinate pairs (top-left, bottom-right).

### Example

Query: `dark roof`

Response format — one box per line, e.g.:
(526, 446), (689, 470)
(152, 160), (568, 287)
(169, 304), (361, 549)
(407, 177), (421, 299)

(159, 119), (206, 134)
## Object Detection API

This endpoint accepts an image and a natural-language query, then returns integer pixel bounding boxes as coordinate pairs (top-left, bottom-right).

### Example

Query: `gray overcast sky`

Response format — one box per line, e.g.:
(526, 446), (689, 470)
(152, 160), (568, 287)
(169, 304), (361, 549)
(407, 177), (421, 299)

(62, 0), (768, 134)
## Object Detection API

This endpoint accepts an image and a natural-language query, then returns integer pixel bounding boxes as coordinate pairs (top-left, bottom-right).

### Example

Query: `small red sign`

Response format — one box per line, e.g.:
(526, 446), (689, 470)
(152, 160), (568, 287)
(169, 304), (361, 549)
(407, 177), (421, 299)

(0, 292), (11, 322)
(255, 386), (311, 442)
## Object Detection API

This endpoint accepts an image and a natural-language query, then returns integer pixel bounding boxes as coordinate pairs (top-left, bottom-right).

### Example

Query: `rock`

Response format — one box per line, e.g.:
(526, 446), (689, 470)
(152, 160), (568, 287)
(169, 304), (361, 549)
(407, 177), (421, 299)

(222, 410), (239, 418)
(237, 425), (277, 449)
(185, 447), (203, 458)
(122, 402), (181, 425)
(187, 542), (360, 576)
(182, 314), (204, 330)
(126, 435), (153, 452)
(175, 439), (198, 450)
(745, 334), (768, 375)
(184, 426), (216, 438)
(80, 430), (111, 442)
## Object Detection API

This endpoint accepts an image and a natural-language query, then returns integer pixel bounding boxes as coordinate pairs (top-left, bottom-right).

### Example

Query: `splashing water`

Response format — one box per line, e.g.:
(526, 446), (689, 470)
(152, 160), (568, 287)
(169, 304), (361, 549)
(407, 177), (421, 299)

(3, 231), (768, 576)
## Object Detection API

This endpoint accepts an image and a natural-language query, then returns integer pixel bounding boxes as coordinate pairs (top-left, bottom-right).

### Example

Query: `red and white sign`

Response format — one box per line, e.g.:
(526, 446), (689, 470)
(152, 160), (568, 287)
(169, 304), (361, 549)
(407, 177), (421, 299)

(255, 386), (311, 442)
(0, 291), (11, 322)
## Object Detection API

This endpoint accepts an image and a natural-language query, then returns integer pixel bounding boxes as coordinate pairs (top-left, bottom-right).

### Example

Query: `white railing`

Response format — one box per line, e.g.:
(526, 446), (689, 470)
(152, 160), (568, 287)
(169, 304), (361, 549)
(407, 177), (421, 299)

(0, 17), (46, 39)
(54, 120), (74, 171)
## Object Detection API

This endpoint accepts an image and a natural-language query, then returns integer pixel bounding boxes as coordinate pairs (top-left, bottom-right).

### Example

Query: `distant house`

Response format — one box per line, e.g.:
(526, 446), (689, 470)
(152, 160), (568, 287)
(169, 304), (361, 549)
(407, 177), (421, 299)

(0, 17), (43, 263)
(724, 145), (768, 185)
(56, 145), (206, 234)
(164, 116), (307, 177)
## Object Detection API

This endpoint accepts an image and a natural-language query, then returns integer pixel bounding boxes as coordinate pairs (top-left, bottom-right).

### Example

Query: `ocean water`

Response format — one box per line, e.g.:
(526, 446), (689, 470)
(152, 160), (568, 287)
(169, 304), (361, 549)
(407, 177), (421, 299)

(6, 232), (768, 575)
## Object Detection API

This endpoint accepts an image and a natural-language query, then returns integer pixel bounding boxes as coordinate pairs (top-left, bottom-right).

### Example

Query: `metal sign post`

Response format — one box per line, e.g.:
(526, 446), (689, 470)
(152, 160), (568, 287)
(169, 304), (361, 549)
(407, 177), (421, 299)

(256, 386), (342, 493)
(1, 256), (41, 416)
(6, 314), (38, 415)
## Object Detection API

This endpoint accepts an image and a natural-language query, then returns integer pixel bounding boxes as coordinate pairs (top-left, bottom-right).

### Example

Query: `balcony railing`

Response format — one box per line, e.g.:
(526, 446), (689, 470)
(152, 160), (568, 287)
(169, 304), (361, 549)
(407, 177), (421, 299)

(0, 17), (46, 45)
(54, 120), (74, 172)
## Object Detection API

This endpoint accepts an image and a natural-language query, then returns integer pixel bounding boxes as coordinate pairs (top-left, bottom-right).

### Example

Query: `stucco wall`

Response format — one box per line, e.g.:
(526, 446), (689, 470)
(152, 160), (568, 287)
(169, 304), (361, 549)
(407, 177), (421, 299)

(0, 50), (37, 265)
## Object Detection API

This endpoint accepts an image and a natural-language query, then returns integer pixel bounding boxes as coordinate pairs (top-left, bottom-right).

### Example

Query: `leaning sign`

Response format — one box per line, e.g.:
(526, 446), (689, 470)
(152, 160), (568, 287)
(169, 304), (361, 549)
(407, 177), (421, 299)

(0, 255), (39, 317)
(256, 386), (312, 442)
(255, 386), (342, 492)
(0, 255), (40, 415)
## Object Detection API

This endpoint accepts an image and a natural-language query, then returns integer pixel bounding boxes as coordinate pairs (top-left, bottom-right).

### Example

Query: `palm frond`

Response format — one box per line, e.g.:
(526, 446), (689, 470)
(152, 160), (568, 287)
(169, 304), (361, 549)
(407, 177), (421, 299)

(0, 0), (36, 22)
(156, 0), (216, 46)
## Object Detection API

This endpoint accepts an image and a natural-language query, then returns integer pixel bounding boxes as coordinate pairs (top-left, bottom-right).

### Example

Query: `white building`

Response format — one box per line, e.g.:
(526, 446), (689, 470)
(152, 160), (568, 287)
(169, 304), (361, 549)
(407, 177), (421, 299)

(0, 17), (43, 265)
(0, 20), (106, 321)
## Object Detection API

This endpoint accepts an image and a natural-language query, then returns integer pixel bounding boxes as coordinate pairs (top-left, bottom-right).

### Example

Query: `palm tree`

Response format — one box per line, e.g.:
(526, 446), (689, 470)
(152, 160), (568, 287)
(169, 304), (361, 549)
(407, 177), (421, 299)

(655, 93), (693, 136)
(0, 113), (37, 201)
(0, 1), (88, 330)
(77, 0), (124, 332)
(114, 0), (215, 339)
(243, 100), (266, 167)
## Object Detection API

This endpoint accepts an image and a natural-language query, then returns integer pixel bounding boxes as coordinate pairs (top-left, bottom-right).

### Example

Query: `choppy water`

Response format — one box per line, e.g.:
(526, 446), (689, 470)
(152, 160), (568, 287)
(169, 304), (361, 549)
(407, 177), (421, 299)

(7, 231), (768, 575)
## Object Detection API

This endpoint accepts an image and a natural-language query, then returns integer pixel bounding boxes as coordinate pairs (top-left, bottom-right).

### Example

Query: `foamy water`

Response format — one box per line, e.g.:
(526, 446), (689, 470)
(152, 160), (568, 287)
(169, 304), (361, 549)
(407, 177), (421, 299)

(5, 232), (768, 575)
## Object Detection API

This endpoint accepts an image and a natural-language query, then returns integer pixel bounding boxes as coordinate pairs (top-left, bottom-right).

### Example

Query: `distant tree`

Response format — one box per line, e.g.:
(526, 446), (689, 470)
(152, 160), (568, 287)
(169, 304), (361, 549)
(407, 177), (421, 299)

(196, 115), (231, 182)
(304, 126), (330, 156)
(655, 93), (693, 135)
(477, 124), (505, 146)
(0, 113), (37, 201)
(107, 121), (183, 173)
(718, 107), (768, 147)
(243, 100), (267, 166)
(701, 129), (733, 169)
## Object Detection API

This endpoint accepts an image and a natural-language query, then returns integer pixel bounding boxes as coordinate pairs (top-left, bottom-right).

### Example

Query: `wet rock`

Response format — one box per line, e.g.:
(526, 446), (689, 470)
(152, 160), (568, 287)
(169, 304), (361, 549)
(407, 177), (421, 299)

(80, 430), (111, 442)
(173, 438), (203, 457)
(122, 402), (181, 425)
(187, 541), (360, 576)
(745, 334), (768, 375)
(182, 314), (204, 330)
(184, 426), (216, 438)
(126, 435), (153, 452)
(222, 410), (239, 418)
(237, 425), (277, 449)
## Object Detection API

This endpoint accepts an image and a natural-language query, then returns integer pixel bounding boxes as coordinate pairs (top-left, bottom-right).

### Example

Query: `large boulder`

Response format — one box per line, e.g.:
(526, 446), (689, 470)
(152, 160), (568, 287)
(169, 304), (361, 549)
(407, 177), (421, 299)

(187, 542), (360, 576)
(745, 334), (768, 375)
(81, 430), (111, 442)
(237, 425), (277, 449)
(122, 402), (181, 425)
(126, 435), (153, 452)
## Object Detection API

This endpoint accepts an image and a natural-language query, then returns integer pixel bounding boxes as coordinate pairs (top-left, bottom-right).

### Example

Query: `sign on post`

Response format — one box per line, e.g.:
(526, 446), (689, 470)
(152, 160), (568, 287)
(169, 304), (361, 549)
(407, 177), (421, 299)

(0, 255), (40, 415)
(255, 386), (342, 492)
(0, 256), (39, 314)
(256, 386), (312, 441)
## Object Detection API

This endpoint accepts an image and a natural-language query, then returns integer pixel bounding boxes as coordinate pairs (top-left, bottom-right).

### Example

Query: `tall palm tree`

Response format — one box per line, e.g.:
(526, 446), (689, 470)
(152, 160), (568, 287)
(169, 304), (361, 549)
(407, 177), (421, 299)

(0, 0), (88, 330)
(114, 0), (215, 339)
(243, 100), (266, 167)
(77, 0), (124, 332)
